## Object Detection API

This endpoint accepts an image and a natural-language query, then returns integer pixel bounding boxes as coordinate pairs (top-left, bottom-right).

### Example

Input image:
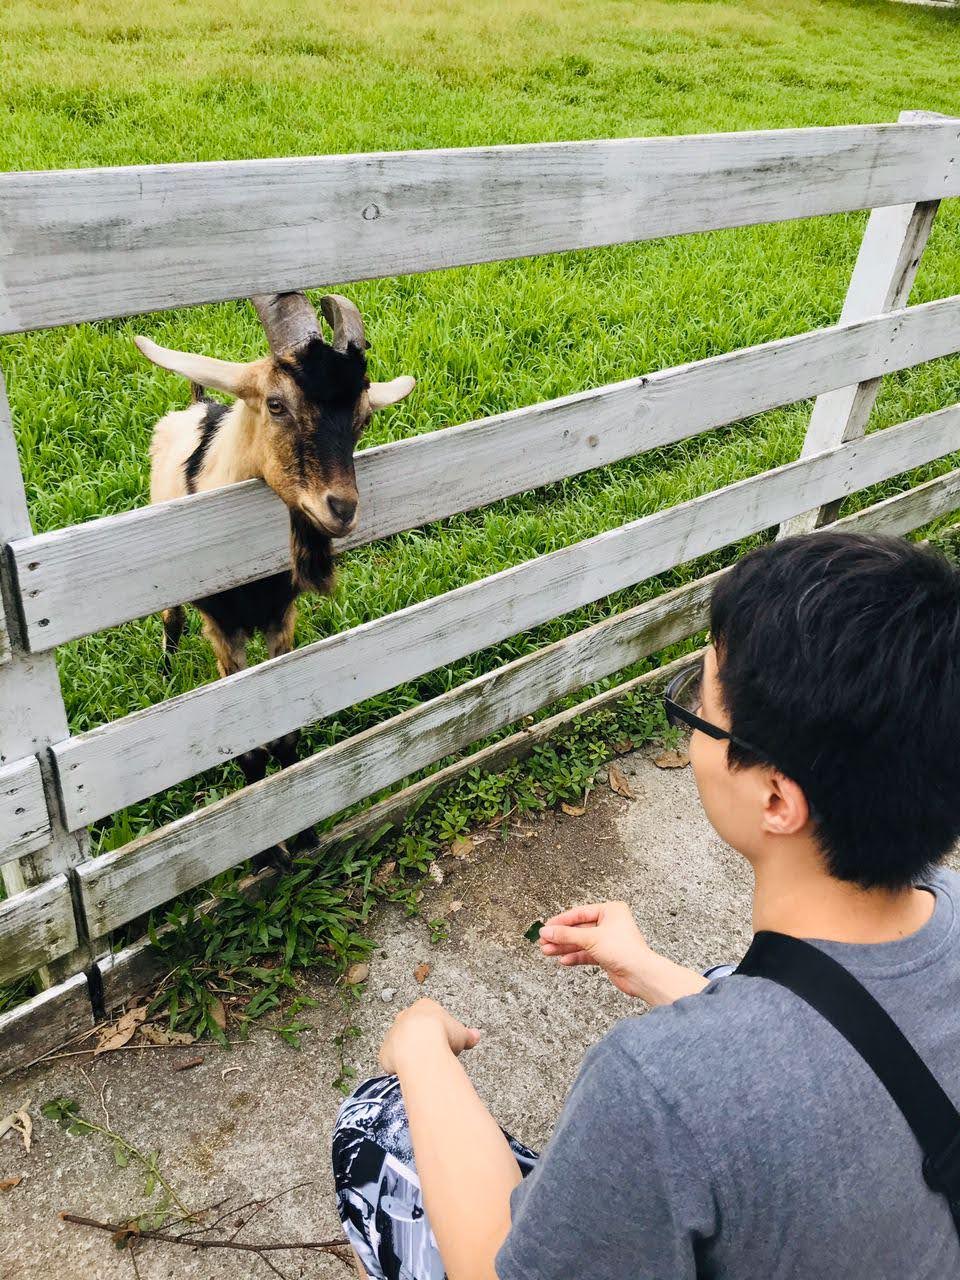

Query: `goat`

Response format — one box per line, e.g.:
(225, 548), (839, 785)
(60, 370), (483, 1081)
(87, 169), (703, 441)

(136, 291), (415, 786)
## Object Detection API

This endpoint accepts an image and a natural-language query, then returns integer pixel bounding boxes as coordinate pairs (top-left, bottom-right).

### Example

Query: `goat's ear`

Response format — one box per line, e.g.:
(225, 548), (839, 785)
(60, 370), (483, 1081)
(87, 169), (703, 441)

(368, 375), (416, 411)
(134, 336), (252, 397)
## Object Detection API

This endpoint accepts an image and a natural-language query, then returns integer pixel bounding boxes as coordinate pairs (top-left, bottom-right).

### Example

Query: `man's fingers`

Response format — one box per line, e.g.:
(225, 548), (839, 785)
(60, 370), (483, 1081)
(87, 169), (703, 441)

(558, 951), (594, 967)
(539, 922), (596, 948)
(539, 939), (583, 956)
(544, 904), (603, 928)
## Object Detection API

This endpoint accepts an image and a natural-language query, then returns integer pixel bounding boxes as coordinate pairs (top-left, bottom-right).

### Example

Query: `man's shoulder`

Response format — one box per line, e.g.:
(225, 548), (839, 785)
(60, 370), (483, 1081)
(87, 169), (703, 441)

(605, 971), (801, 1069)
(595, 971), (826, 1119)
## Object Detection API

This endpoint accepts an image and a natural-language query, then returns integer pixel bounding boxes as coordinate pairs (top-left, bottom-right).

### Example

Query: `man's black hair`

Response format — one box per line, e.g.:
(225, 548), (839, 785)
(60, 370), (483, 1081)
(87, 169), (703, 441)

(709, 531), (960, 891)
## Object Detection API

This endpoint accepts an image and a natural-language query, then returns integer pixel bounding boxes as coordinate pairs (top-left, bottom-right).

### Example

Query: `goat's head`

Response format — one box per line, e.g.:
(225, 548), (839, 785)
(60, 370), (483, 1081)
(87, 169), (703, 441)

(135, 292), (415, 537)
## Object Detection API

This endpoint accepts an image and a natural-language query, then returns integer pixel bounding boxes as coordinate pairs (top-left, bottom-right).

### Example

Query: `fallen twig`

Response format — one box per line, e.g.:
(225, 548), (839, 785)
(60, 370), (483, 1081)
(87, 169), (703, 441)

(36, 1041), (240, 1063)
(228, 1181), (314, 1243)
(171, 1056), (205, 1072)
(59, 1211), (353, 1274)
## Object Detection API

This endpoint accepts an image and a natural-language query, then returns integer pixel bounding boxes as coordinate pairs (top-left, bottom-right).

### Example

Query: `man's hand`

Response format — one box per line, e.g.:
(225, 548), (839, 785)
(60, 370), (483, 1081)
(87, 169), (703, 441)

(540, 901), (709, 1005)
(378, 997), (481, 1075)
(538, 901), (652, 996)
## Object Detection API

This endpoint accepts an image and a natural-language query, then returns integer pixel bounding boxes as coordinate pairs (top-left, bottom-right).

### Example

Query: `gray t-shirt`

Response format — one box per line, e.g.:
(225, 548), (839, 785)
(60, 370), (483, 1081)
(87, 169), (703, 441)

(497, 868), (960, 1280)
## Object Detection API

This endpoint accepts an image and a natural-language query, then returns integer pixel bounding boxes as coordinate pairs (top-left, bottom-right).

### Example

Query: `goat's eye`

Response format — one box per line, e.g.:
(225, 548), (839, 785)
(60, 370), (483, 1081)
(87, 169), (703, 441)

(266, 396), (286, 417)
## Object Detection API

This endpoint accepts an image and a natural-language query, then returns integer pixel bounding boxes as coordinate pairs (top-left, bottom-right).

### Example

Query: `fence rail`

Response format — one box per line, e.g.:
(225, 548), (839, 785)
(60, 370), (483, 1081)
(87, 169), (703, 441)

(0, 875), (77, 983)
(0, 759), (50, 869)
(1, 111), (959, 1071)
(3, 120), (960, 334)
(11, 292), (960, 651)
(50, 400), (960, 829)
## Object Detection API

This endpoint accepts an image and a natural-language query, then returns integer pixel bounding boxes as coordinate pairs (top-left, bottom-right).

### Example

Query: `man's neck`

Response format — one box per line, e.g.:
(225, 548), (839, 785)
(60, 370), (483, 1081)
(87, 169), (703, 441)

(751, 843), (936, 945)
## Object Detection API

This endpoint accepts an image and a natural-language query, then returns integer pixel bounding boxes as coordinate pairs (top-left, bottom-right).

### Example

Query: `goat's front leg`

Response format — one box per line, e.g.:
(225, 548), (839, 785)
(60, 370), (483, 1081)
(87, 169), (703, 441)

(205, 615), (290, 872)
(264, 603), (300, 770)
(202, 615), (271, 786)
(160, 605), (186, 676)
(263, 603), (315, 858)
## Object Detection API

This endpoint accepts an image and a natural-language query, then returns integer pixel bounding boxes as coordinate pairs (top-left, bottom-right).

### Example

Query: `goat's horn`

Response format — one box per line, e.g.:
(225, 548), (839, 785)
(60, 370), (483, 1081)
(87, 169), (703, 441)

(320, 294), (367, 353)
(251, 292), (320, 354)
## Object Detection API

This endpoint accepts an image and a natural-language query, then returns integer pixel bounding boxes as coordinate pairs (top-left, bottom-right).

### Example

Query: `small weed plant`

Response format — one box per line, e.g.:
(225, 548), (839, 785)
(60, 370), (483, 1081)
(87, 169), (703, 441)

(142, 686), (669, 1039)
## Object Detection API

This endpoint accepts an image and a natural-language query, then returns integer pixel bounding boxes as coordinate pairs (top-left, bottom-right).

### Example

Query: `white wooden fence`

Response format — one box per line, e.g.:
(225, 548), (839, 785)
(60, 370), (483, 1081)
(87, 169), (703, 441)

(2, 109), (960, 1074)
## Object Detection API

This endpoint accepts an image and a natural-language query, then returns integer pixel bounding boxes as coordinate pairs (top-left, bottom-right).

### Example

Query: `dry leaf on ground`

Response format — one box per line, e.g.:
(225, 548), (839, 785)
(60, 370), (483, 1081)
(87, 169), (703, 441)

(428, 862), (444, 885)
(140, 1024), (195, 1047)
(654, 750), (690, 770)
(208, 997), (227, 1032)
(447, 836), (474, 860)
(0, 1101), (33, 1154)
(344, 963), (370, 986)
(0, 1175), (23, 1191)
(14, 1109), (32, 1154)
(560, 802), (586, 818)
(443, 900), (464, 917)
(414, 962), (431, 985)
(608, 764), (635, 799)
(612, 739), (634, 755)
(94, 1007), (148, 1056)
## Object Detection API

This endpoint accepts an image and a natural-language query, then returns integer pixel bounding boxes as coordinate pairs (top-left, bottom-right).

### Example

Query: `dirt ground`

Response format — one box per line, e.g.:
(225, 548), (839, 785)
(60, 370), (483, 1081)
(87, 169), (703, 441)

(0, 748), (755, 1280)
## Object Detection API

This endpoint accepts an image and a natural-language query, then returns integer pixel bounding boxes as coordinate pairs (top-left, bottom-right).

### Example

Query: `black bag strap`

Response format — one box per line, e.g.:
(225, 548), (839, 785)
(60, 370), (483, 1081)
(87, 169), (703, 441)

(736, 930), (960, 1239)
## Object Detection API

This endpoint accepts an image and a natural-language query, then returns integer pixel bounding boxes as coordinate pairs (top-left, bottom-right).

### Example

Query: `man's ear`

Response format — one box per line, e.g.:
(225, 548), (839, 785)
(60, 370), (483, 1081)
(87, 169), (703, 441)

(760, 770), (811, 837)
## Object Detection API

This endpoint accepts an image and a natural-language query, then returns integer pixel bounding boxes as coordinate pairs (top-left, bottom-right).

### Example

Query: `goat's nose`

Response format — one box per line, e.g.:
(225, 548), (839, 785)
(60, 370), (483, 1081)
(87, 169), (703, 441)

(326, 494), (357, 526)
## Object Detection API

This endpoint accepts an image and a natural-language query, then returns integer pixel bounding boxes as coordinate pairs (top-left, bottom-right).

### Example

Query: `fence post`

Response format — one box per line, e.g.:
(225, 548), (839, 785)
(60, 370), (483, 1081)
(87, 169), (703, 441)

(779, 109), (950, 538)
(0, 365), (92, 987)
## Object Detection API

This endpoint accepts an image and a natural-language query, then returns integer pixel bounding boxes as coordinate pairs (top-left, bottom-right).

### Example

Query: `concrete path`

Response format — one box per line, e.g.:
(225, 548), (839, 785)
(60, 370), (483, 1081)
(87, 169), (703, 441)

(0, 749), (753, 1279)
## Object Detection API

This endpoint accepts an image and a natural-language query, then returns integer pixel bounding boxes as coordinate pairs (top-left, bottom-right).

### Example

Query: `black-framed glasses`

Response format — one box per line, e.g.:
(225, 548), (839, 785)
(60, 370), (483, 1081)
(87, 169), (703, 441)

(663, 662), (773, 762)
(663, 661), (819, 813)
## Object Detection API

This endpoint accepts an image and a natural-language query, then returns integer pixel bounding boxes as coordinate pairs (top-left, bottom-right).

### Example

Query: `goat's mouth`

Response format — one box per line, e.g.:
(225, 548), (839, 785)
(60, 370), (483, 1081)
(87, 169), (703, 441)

(298, 498), (358, 539)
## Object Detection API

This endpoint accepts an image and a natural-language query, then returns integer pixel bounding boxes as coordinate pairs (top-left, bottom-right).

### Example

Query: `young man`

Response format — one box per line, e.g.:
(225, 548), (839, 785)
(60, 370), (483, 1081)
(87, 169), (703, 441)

(332, 531), (960, 1279)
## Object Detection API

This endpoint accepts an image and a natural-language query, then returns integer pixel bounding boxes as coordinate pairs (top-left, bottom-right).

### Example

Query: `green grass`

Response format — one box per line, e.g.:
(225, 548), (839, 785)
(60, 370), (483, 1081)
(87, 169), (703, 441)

(2, 1), (960, 944)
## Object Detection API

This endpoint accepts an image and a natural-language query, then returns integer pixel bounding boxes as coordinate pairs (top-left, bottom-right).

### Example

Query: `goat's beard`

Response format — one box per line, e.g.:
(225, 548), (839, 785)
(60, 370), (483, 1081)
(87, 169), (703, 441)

(289, 509), (335, 595)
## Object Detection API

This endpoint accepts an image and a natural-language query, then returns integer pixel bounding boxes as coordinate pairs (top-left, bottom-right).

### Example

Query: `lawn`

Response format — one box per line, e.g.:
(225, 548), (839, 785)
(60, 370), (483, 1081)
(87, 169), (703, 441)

(2, 0), (960, 868)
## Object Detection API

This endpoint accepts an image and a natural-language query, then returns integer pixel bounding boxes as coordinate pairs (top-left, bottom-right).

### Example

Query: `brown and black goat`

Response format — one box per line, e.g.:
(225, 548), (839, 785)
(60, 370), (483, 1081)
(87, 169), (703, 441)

(137, 291), (415, 785)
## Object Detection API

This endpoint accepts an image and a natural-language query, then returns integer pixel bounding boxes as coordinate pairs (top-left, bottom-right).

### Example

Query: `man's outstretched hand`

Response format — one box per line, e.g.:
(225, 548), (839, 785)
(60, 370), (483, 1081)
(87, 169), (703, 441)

(539, 901), (710, 1006)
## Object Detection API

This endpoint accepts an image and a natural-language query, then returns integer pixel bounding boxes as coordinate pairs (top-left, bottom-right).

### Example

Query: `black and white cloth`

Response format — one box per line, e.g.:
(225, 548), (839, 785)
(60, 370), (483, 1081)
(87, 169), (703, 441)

(332, 1073), (539, 1280)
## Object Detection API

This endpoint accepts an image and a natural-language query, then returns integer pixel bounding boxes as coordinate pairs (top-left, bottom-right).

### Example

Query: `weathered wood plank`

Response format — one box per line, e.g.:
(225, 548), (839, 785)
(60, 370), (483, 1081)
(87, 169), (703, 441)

(75, 576), (716, 934)
(0, 365), (89, 993)
(298, 650), (706, 868)
(0, 970), (93, 1081)
(0, 758), (51, 868)
(2, 122), (959, 334)
(93, 650), (702, 1010)
(76, 454), (960, 952)
(831, 468), (960, 538)
(803, 201), (938, 447)
(55, 401), (960, 831)
(69, 405), (960, 933)
(0, 875), (78, 985)
(0, 597), (9, 667)
(13, 292), (960, 651)
(783, 109), (958, 537)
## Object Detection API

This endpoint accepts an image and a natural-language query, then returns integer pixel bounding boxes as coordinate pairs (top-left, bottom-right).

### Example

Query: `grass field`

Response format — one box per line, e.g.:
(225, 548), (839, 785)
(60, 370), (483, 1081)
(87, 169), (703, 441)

(2, 0), (960, 871)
